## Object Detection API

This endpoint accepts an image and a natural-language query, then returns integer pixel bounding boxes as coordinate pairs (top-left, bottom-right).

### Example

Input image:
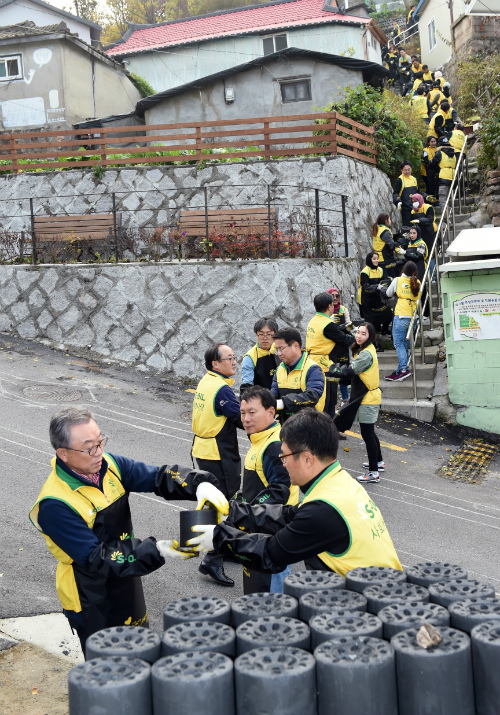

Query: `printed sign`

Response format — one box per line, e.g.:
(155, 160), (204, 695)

(1, 97), (45, 127)
(452, 292), (500, 341)
(33, 48), (52, 68)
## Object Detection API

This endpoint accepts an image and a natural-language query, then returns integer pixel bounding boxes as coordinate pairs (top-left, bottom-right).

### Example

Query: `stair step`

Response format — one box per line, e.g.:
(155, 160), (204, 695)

(381, 399), (436, 422)
(376, 345), (439, 365)
(379, 363), (437, 380)
(381, 379), (434, 399)
(423, 328), (444, 346)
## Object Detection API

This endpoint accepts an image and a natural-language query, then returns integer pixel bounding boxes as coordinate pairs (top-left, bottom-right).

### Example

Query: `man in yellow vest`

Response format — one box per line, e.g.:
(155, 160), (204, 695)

(409, 85), (431, 124)
(240, 317), (279, 394)
(429, 136), (457, 207)
(29, 406), (229, 653)
(306, 292), (355, 419)
(186, 409), (402, 578)
(271, 327), (326, 422)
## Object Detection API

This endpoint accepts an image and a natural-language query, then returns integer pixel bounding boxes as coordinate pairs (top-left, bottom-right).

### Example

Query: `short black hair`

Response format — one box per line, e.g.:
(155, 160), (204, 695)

(240, 386), (277, 410)
(417, 85), (425, 95)
(313, 292), (334, 313)
(440, 100), (450, 111)
(205, 342), (225, 371)
(280, 408), (338, 461)
(401, 160), (413, 169)
(253, 317), (279, 335)
(274, 327), (302, 348)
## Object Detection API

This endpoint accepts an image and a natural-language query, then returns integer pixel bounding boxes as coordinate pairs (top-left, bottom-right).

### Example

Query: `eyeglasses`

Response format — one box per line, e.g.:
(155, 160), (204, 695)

(219, 356), (237, 363)
(330, 293), (340, 297)
(66, 436), (108, 457)
(279, 450), (305, 464)
(256, 332), (274, 338)
(275, 345), (290, 354)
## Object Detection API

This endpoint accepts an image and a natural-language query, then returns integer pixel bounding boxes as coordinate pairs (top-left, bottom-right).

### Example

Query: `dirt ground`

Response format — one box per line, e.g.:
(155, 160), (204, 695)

(0, 642), (69, 715)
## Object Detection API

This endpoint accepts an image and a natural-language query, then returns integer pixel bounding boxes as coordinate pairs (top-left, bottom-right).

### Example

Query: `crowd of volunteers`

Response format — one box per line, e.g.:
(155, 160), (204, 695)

(29, 30), (469, 659)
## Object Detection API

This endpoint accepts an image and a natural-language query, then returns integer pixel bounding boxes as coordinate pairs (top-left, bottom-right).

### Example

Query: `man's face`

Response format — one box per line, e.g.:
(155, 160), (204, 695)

(280, 441), (307, 486)
(240, 397), (275, 435)
(274, 339), (301, 366)
(212, 345), (237, 377)
(57, 419), (105, 476)
(256, 324), (275, 351)
(402, 165), (412, 177)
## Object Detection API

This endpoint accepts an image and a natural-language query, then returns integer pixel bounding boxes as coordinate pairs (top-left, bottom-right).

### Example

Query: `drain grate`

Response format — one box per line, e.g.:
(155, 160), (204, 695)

(439, 440), (498, 484)
(23, 385), (83, 402)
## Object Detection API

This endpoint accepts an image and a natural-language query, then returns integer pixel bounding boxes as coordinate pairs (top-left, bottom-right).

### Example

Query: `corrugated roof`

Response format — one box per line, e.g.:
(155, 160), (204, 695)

(105, 0), (370, 57)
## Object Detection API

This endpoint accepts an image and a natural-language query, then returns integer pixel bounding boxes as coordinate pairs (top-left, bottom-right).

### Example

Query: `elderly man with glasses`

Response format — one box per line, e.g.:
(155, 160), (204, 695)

(192, 342), (243, 586)
(29, 406), (229, 654)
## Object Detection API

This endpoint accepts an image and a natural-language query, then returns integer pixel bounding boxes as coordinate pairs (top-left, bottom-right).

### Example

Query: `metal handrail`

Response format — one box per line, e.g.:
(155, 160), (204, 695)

(394, 25), (420, 47)
(403, 138), (470, 405)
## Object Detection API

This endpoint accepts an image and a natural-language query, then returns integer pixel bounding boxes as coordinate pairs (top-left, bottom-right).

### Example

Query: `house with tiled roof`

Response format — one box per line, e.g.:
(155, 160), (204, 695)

(105, 0), (387, 94)
(0, 0), (101, 46)
(0, 21), (141, 130)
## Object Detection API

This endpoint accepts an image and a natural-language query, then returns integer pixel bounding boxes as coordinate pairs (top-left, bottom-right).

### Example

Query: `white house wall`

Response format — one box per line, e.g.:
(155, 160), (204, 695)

(126, 24), (379, 93)
(0, 0), (93, 44)
(418, 0), (466, 67)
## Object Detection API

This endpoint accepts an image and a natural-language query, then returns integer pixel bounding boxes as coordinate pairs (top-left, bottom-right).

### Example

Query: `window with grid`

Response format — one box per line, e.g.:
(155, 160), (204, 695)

(262, 34), (288, 55)
(279, 78), (312, 103)
(0, 55), (22, 81)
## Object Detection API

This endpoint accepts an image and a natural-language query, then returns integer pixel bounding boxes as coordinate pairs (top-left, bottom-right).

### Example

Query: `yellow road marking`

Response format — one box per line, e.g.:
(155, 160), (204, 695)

(345, 430), (407, 452)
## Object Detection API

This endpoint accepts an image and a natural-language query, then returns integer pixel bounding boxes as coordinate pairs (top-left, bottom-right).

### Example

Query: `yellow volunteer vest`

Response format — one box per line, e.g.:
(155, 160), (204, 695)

(244, 343), (276, 365)
(412, 203), (437, 232)
(306, 312), (336, 372)
(428, 109), (453, 138)
(29, 454), (125, 612)
(438, 151), (456, 181)
(355, 343), (381, 406)
(407, 238), (429, 265)
(275, 353), (326, 412)
(300, 461), (402, 577)
(411, 79), (423, 93)
(423, 71), (434, 83)
(397, 174), (419, 197)
(373, 224), (392, 263)
(357, 266), (383, 304)
(192, 371), (235, 460)
(395, 275), (421, 316)
(410, 95), (429, 119)
(449, 130), (466, 153)
(420, 148), (436, 177)
(244, 422), (299, 506)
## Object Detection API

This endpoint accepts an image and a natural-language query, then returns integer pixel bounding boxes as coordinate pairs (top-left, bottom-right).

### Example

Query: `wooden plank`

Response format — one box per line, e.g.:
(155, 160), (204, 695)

(336, 146), (377, 164)
(335, 112), (375, 134)
(335, 135), (378, 154)
(36, 233), (110, 242)
(180, 209), (274, 217)
(34, 214), (113, 223)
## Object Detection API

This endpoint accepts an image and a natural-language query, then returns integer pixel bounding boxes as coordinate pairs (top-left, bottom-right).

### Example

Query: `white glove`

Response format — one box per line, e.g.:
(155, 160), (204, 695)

(376, 283), (385, 291)
(397, 202), (402, 211)
(186, 524), (215, 554)
(276, 399), (284, 411)
(196, 482), (229, 516)
(395, 246), (406, 256)
(156, 539), (197, 560)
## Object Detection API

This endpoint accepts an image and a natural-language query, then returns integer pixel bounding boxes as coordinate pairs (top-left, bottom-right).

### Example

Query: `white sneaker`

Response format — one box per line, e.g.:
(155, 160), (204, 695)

(356, 471), (380, 483)
(362, 461), (385, 472)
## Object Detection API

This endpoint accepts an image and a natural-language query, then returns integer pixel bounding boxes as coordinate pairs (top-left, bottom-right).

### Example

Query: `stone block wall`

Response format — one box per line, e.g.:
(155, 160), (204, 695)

(0, 259), (360, 380)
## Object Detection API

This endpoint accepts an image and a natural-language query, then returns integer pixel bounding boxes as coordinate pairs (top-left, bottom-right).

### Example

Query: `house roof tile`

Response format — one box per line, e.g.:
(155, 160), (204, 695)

(105, 0), (371, 57)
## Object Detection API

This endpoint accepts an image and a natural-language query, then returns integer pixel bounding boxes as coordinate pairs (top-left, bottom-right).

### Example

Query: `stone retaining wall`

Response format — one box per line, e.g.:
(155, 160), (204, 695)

(0, 259), (359, 380)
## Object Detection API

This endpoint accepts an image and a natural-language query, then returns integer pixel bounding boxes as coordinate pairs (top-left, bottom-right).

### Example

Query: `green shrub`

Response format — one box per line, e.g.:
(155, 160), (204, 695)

(130, 73), (156, 98)
(315, 84), (424, 182)
(456, 53), (500, 119)
(479, 103), (500, 169)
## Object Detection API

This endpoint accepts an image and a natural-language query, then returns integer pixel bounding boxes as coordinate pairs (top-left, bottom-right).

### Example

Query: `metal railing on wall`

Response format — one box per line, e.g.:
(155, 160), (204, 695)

(0, 112), (377, 173)
(0, 184), (349, 265)
(405, 139), (470, 405)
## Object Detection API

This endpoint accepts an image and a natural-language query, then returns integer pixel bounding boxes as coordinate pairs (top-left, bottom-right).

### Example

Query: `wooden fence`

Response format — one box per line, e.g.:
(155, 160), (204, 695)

(0, 112), (377, 173)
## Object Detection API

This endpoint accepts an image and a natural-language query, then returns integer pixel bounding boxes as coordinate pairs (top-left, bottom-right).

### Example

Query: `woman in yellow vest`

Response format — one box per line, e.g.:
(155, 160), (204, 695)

(372, 213), (399, 278)
(332, 322), (383, 483)
(410, 192), (437, 258)
(357, 251), (393, 342)
(384, 261), (421, 382)
(393, 161), (419, 226)
(421, 136), (438, 196)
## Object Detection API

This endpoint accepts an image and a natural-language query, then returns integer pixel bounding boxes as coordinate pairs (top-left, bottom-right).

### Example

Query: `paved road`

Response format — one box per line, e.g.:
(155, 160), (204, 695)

(0, 335), (499, 633)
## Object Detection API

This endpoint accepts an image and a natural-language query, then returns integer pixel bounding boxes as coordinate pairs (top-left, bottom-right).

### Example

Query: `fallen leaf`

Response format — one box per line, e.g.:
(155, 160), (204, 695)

(401, 460), (407, 463)
(32, 687), (37, 695)
(404, 428), (412, 431)
(445, 448), (452, 451)
(19, 547), (24, 551)
(185, 388), (196, 393)
(344, 447), (349, 452)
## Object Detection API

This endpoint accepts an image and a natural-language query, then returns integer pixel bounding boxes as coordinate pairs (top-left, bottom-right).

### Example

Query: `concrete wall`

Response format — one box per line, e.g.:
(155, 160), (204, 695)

(126, 25), (378, 94)
(441, 266), (500, 435)
(0, 37), (140, 130)
(452, 14), (500, 59)
(145, 58), (363, 127)
(0, 156), (398, 380)
(418, 0), (466, 68)
(0, 0), (93, 44)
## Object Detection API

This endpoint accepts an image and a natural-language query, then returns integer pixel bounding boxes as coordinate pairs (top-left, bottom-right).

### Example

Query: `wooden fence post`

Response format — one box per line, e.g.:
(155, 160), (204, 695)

(195, 125), (202, 162)
(9, 136), (18, 174)
(329, 113), (337, 156)
(263, 121), (271, 160)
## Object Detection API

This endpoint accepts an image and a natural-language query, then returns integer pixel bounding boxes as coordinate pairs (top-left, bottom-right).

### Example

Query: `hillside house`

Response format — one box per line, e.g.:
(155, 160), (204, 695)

(0, 0), (101, 46)
(105, 0), (387, 94)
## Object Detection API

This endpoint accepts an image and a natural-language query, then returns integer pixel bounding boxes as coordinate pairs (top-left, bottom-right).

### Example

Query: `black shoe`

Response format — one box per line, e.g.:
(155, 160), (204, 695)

(199, 563), (234, 587)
